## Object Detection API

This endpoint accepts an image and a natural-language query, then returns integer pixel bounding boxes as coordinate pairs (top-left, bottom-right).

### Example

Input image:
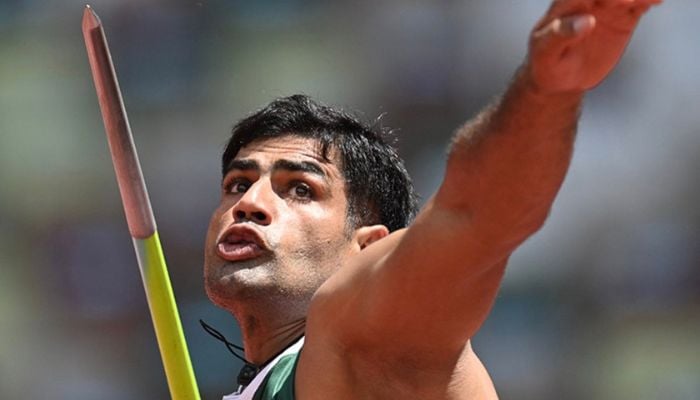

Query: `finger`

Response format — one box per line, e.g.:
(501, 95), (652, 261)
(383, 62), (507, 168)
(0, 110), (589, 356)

(594, 0), (656, 31)
(542, 0), (661, 22)
(599, 0), (662, 6)
(536, 0), (590, 31)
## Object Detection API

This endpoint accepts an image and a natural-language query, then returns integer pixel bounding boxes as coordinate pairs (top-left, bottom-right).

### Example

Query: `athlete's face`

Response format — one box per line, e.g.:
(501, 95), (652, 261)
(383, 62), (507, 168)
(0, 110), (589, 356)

(204, 136), (356, 311)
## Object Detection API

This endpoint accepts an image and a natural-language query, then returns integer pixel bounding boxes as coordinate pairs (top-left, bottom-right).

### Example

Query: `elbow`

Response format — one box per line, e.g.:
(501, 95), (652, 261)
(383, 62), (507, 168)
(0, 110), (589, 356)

(522, 206), (551, 234)
(474, 205), (552, 254)
(433, 184), (555, 251)
(503, 206), (551, 246)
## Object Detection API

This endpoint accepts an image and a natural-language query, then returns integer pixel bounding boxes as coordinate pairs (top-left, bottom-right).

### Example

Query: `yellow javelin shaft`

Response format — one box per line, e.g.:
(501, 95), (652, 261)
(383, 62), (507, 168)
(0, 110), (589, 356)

(82, 5), (200, 399)
(134, 232), (200, 400)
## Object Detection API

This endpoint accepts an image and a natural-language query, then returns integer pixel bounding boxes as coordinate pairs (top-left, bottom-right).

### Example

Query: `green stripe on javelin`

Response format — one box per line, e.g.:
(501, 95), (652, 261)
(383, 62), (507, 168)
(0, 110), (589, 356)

(134, 232), (200, 400)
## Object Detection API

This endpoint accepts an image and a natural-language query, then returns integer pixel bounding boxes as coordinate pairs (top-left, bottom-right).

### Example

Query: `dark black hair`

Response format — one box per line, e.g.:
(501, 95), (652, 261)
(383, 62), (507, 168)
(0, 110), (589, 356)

(221, 94), (418, 232)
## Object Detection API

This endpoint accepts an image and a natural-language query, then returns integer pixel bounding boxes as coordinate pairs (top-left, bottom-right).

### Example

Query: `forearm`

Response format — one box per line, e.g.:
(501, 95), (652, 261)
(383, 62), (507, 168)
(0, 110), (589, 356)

(437, 66), (583, 251)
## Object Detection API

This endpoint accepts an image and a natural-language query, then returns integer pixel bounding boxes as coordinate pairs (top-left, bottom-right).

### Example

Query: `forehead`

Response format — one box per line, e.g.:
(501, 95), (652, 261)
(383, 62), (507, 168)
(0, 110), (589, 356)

(234, 136), (343, 178)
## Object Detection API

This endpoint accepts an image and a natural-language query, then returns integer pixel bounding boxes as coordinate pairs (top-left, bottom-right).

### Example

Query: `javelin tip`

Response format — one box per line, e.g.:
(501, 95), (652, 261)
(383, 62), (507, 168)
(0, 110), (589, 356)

(82, 4), (101, 30)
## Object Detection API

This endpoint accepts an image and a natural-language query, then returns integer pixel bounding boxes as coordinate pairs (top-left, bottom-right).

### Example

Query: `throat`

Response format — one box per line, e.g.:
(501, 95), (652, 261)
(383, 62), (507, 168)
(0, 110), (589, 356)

(239, 315), (307, 365)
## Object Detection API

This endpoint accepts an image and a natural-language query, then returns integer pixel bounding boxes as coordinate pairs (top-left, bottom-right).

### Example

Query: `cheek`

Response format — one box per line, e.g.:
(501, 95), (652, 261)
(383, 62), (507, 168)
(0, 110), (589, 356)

(297, 203), (347, 234)
(294, 207), (350, 253)
(205, 207), (230, 249)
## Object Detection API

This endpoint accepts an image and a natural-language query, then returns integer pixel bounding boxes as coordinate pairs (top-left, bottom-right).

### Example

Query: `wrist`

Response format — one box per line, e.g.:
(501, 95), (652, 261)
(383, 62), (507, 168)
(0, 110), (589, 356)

(516, 61), (586, 102)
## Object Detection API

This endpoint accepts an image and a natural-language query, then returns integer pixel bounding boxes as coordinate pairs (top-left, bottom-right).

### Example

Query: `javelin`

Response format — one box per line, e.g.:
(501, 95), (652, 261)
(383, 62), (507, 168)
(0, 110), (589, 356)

(82, 5), (200, 399)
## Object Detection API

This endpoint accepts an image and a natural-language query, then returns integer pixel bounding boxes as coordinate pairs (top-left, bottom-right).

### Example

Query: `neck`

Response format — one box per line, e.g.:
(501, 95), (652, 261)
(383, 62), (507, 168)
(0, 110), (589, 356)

(234, 310), (306, 365)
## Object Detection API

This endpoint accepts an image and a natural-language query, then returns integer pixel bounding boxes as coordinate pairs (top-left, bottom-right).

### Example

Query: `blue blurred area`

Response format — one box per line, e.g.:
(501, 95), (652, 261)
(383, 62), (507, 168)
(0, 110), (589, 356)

(0, 1), (698, 398)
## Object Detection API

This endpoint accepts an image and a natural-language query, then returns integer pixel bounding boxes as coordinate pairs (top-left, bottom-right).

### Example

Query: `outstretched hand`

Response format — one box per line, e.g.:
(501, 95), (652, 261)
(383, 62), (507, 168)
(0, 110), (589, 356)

(526, 0), (662, 94)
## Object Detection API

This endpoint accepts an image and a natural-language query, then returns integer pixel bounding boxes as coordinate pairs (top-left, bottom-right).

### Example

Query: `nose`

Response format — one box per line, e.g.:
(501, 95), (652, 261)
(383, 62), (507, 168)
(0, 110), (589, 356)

(230, 179), (274, 225)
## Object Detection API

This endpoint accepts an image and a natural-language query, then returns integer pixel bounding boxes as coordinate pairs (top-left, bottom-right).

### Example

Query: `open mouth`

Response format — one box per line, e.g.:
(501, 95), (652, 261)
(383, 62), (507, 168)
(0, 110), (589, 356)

(216, 226), (269, 262)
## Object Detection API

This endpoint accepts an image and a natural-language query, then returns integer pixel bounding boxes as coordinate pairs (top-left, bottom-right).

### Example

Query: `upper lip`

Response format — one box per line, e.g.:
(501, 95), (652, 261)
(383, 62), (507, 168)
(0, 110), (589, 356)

(217, 224), (270, 252)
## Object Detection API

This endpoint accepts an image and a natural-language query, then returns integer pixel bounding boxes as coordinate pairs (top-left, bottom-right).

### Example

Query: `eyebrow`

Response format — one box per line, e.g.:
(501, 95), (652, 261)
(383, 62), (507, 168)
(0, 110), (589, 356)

(272, 159), (326, 177)
(224, 158), (327, 178)
(226, 159), (259, 173)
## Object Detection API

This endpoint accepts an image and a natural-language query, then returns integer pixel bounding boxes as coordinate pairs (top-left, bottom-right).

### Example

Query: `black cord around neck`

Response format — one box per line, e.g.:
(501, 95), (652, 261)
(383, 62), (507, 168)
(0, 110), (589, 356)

(199, 319), (259, 387)
(199, 319), (305, 389)
(199, 319), (245, 359)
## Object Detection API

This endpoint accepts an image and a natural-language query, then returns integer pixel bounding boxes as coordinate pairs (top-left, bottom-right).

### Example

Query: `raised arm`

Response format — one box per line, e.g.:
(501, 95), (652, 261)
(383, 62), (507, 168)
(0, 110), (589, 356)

(306, 0), (660, 390)
(434, 0), (661, 282)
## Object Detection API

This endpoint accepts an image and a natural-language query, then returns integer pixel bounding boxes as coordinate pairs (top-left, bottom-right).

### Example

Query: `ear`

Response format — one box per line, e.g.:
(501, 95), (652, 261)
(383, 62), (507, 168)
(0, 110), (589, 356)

(353, 224), (389, 250)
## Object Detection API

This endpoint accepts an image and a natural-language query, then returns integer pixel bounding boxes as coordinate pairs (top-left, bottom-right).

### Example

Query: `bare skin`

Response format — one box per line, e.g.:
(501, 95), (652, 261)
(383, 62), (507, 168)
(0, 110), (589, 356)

(204, 0), (662, 398)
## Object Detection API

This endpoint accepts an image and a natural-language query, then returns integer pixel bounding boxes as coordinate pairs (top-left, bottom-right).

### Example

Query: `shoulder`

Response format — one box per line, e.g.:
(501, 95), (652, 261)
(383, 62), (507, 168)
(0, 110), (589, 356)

(295, 336), (499, 400)
(295, 226), (500, 399)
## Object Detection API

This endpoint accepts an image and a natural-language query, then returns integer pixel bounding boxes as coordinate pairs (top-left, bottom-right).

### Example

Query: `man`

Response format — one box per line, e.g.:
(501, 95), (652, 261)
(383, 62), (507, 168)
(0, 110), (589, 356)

(203, 0), (662, 398)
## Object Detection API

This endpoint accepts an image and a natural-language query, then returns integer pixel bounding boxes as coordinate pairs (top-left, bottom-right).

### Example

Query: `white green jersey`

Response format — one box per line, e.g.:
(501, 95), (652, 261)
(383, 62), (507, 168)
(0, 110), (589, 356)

(223, 337), (304, 400)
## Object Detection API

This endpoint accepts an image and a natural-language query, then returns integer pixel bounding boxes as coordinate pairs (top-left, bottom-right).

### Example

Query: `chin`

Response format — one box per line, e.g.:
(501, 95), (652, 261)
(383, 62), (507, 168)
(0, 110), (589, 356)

(205, 262), (278, 307)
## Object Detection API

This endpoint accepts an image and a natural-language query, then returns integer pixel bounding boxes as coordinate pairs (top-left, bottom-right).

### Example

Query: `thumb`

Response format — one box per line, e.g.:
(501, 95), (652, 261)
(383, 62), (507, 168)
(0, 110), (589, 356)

(531, 14), (596, 54)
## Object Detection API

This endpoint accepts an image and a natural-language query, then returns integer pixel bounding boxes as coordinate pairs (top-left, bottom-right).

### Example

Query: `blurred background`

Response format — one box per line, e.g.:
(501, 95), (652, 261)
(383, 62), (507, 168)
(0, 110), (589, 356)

(1, 0), (698, 398)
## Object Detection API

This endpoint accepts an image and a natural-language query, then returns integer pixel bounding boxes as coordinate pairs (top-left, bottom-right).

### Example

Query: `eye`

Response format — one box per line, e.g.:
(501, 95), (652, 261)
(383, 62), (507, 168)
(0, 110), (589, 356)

(291, 182), (313, 199)
(225, 179), (251, 194)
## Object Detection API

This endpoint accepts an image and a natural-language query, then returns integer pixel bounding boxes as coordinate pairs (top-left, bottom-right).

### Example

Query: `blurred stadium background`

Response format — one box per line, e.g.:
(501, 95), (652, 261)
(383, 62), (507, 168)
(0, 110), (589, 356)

(1, 0), (698, 398)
